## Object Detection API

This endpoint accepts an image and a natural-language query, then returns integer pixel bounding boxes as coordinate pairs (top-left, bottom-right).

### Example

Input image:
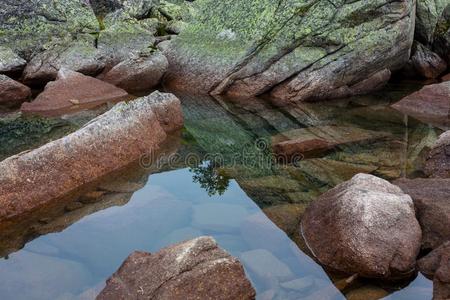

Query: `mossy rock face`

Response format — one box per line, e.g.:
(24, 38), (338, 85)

(0, 47), (26, 74)
(432, 4), (450, 64)
(165, 0), (416, 103)
(416, 0), (449, 45)
(0, 0), (99, 59)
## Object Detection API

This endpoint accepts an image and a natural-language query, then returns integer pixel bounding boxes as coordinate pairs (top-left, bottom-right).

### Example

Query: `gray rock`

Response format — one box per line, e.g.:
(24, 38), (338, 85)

(165, 0), (415, 103)
(103, 51), (168, 92)
(97, 236), (256, 300)
(0, 0), (99, 59)
(301, 174), (422, 279)
(411, 42), (447, 79)
(432, 4), (450, 64)
(0, 75), (31, 107)
(415, 0), (449, 45)
(23, 36), (105, 85)
(0, 47), (26, 74)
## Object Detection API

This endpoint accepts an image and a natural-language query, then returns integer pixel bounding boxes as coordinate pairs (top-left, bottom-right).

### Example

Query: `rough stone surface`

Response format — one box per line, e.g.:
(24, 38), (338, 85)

(391, 81), (450, 128)
(301, 174), (422, 279)
(97, 236), (256, 300)
(0, 0), (99, 59)
(23, 36), (105, 85)
(0, 91), (183, 223)
(394, 178), (450, 250)
(0, 75), (31, 107)
(0, 47), (26, 74)
(21, 69), (128, 116)
(424, 130), (450, 178)
(415, 0), (449, 45)
(431, 3), (450, 64)
(165, 0), (415, 103)
(411, 42), (447, 79)
(418, 242), (450, 300)
(103, 51), (168, 92)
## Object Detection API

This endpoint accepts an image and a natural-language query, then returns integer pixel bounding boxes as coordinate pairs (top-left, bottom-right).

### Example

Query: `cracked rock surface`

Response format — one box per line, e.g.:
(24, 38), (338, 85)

(165, 0), (415, 104)
(97, 236), (256, 300)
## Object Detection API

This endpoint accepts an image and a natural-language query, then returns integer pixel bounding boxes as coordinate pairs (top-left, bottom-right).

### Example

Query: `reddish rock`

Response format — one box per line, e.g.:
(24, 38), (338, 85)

(418, 242), (450, 300)
(442, 73), (450, 82)
(424, 131), (450, 178)
(391, 82), (450, 128)
(301, 174), (421, 279)
(273, 138), (332, 161)
(411, 42), (447, 79)
(0, 75), (31, 107)
(21, 68), (129, 116)
(103, 51), (168, 93)
(0, 91), (183, 223)
(97, 236), (256, 300)
(394, 178), (450, 250)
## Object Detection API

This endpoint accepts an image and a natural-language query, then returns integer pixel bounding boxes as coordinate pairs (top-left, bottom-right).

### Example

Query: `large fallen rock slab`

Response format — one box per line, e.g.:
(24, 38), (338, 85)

(21, 69), (129, 116)
(97, 236), (256, 300)
(301, 174), (421, 279)
(0, 47), (26, 74)
(424, 130), (450, 178)
(391, 81), (450, 129)
(0, 75), (31, 107)
(418, 242), (450, 300)
(165, 0), (415, 103)
(394, 178), (450, 250)
(0, 91), (183, 224)
(103, 51), (168, 93)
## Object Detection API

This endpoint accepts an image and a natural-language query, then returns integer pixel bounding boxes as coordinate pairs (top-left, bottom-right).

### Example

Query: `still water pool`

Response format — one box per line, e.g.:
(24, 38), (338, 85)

(0, 84), (438, 299)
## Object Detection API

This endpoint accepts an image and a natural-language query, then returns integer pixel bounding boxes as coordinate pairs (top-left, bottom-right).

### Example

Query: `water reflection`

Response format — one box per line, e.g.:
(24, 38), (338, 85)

(0, 85), (438, 299)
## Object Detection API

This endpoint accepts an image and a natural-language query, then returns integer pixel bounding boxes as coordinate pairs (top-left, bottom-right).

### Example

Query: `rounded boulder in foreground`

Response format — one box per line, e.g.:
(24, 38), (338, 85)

(301, 173), (421, 279)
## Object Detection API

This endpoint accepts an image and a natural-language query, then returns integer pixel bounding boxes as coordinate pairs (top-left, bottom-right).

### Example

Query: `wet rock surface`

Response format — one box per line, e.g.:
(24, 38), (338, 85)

(103, 51), (168, 93)
(301, 174), (421, 279)
(97, 236), (256, 300)
(0, 75), (31, 107)
(424, 130), (450, 178)
(21, 69), (129, 116)
(410, 42), (447, 79)
(165, 0), (415, 103)
(418, 242), (450, 300)
(0, 91), (183, 223)
(394, 178), (450, 250)
(392, 81), (450, 129)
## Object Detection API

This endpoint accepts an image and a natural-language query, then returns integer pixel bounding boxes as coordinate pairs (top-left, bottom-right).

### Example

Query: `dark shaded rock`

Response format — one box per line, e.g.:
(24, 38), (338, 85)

(424, 130), (450, 178)
(103, 51), (168, 93)
(301, 174), (421, 279)
(165, 0), (415, 103)
(394, 178), (450, 250)
(23, 36), (105, 86)
(432, 4), (450, 65)
(411, 42), (447, 79)
(0, 91), (183, 223)
(0, 47), (26, 75)
(97, 236), (256, 300)
(21, 69), (128, 116)
(415, 0), (449, 45)
(391, 81), (450, 128)
(0, 0), (99, 59)
(442, 73), (450, 81)
(418, 242), (450, 300)
(0, 75), (31, 107)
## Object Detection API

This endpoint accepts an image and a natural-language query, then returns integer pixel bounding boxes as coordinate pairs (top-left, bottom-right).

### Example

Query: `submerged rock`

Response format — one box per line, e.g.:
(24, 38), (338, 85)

(424, 130), (450, 178)
(165, 0), (415, 103)
(418, 242), (450, 300)
(21, 69), (128, 116)
(0, 75), (31, 107)
(0, 91), (183, 223)
(411, 42), (447, 79)
(301, 174), (421, 279)
(0, 47), (26, 74)
(97, 236), (256, 300)
(103, 51), (168, 93)
(392, 81), (450, 128)
(395, 178), (450, 251)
